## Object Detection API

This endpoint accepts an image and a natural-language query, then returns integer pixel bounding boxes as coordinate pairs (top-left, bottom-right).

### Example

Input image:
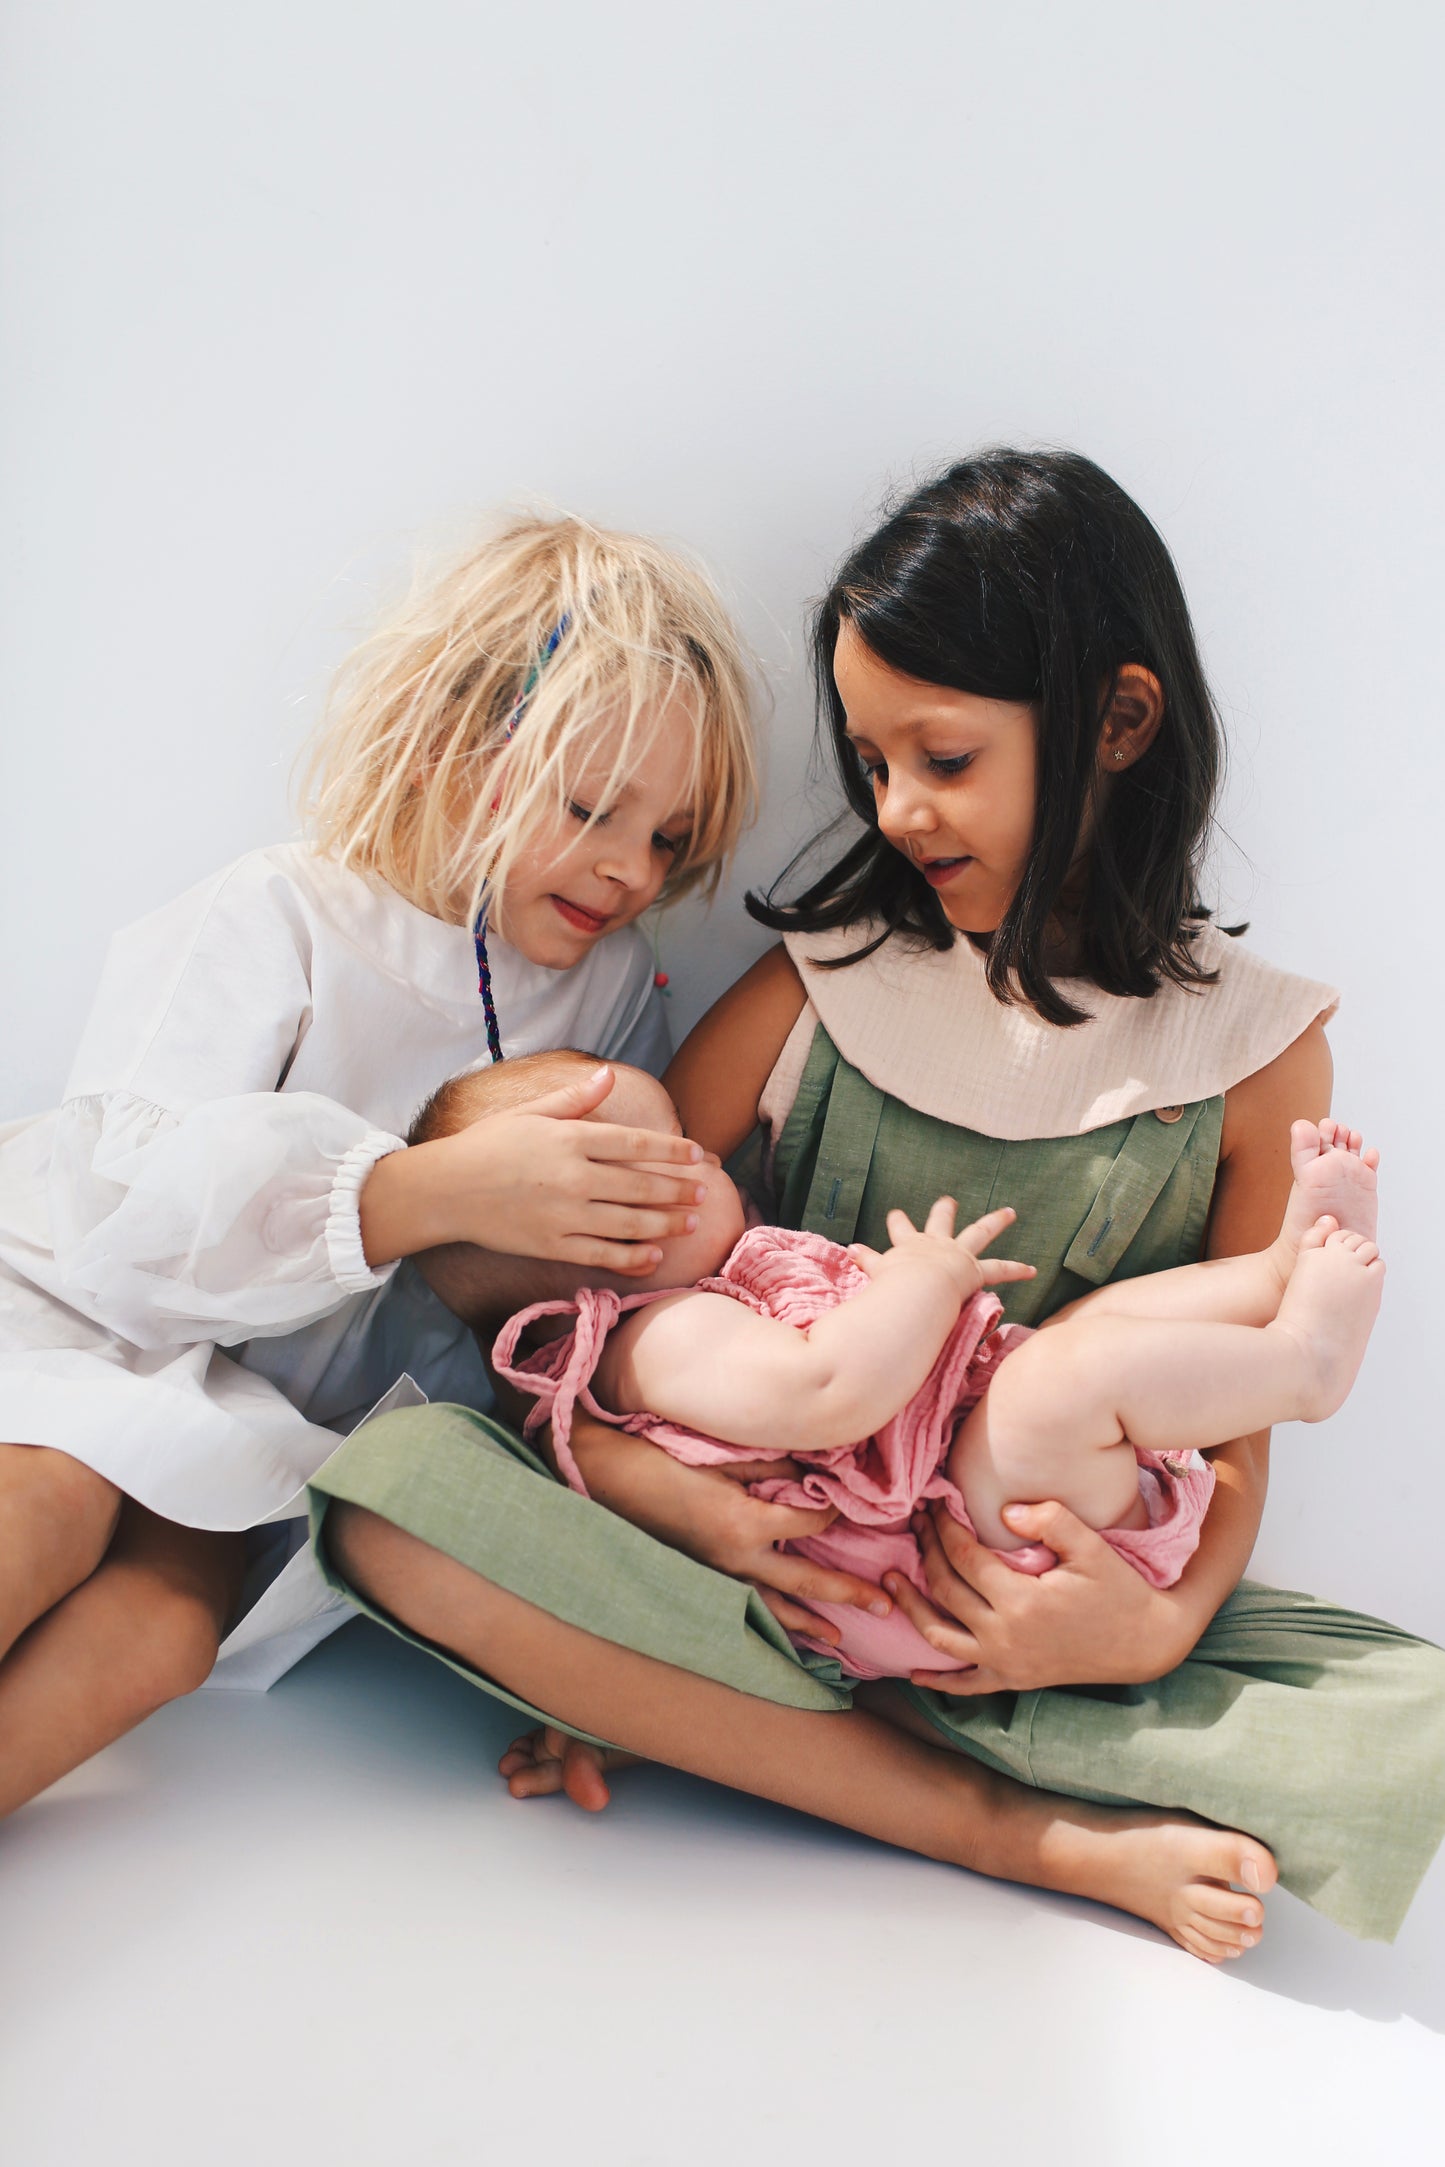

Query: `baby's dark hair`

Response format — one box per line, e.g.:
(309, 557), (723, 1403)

(408, 1047), (599, 1147)
(749, 447), (1232, 1026)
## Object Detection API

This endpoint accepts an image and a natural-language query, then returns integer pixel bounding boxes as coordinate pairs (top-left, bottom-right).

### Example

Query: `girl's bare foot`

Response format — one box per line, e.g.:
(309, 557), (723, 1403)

(1274, 1118), (1379, 1273)
(502, 1719), (1275, 1961)
(1272, 1222), (1387, 1418)
(1031, 1798), (1278, 1962)
(498, 1724), (643, 1810)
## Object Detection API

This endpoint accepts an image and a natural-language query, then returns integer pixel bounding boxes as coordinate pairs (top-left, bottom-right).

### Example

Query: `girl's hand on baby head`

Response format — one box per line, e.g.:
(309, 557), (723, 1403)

(851, 1199), (1035, 1304)
(408, 1065), (709, 1276)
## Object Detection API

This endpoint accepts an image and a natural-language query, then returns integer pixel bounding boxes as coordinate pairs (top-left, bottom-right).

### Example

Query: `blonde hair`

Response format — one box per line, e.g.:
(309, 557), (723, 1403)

(299, 514), (759, 925)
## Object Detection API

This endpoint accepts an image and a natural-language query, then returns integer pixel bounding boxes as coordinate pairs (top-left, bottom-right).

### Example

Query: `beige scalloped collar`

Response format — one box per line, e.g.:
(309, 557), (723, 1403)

(779, 923), (1338, 1142)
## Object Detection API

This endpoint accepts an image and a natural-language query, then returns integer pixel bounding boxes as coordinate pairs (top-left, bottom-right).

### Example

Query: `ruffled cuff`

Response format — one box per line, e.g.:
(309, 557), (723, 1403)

(325, 1130), (408, 1293)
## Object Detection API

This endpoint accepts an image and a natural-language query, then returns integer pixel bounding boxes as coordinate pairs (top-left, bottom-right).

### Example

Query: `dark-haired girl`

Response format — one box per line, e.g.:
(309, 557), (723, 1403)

(312, 451), (1445, 1962)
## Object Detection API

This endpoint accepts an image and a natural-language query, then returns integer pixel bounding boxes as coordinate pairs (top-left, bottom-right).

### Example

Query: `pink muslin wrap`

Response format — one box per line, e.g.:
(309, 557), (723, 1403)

(492, 1226), (1215, 1681)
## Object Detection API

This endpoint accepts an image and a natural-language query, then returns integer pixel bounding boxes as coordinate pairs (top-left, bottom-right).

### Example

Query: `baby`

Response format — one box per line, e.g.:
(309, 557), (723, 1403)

(412, 1051), (1383, 1680)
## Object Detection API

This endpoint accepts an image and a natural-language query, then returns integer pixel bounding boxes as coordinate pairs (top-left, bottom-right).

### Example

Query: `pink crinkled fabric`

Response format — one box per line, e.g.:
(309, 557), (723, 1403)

(492, 1225), (1215, 1681)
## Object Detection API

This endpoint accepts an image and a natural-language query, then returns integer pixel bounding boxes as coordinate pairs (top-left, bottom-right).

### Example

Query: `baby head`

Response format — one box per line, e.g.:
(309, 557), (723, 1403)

(409, 1049), (747, 1331)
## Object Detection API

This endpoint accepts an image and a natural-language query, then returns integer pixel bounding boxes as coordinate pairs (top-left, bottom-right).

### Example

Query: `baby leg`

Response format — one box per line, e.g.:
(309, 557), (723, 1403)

(952, 1226), (1384, 1549)
(949, 1320), (1153, 1550)
(1045, 1119), (1381, 1337)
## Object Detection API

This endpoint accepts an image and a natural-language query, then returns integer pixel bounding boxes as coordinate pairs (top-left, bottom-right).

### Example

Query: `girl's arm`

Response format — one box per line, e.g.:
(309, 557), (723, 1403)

(885, 1019), (1332, 1690)
(665, 944), (806, 1156)
(601, 1203), (1030, 1455)
(541, 1420), (892, 1636)
(358, 1063), (706, 1275)
(369, 943), (801, 1281)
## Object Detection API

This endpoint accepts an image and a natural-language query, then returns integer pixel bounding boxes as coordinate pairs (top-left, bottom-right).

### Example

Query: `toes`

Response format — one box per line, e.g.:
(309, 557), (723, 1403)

(506, 1763), (565, 1799)
(1189, 1907), (1259, 1949)
(562, 1746), (613, 1813)
(1193, 1884), (1263, 1931)
(1298, 1218), (1333, 1250)
(1175, 1924), (1234, 1964)
(1183, 1911), (1260, 1958)
(1291, 1119), (1324, 1166)
(1238, 1841), (1277, 1896)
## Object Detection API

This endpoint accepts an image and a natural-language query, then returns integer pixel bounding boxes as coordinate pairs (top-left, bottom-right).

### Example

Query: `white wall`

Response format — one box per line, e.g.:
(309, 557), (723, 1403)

(3, 1), (1442, 1636)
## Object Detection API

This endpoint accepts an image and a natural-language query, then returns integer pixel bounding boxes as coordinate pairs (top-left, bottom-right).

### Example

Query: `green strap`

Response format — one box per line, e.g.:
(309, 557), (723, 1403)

(1061, 1101), (1209, 1282)
(800, 1053), (887, 1245)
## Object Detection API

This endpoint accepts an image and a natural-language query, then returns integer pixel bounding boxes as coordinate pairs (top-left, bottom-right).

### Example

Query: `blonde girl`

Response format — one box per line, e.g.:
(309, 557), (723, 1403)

(0, 513), (757, 1812)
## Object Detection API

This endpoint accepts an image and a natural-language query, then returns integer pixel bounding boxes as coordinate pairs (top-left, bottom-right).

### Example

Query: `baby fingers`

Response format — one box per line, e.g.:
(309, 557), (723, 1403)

(976, 1256), (1038, 1285)
(955, 1205), (1018, 1254)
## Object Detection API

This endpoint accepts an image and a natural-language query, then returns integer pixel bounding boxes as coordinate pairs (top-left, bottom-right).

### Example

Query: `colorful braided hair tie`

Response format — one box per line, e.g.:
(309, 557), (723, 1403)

(473, 616), (571, 1063)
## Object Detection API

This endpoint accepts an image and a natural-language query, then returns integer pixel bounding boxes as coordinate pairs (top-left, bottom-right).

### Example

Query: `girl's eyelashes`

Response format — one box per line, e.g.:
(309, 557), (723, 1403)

(566, 799), (690, 857)
(854, 751), (975, 783)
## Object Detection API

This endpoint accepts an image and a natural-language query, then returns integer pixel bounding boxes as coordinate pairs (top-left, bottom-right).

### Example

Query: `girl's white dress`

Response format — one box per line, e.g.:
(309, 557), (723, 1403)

(0, 844), (669, 1685)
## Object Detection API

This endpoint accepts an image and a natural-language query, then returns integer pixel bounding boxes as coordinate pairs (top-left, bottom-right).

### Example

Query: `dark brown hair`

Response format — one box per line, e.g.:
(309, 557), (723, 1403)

(749, 449), (1233, 1026)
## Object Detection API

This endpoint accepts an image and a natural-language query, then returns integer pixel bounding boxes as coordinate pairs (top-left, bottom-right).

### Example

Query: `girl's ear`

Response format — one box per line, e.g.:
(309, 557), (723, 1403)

(1097, 664), (1165, 774)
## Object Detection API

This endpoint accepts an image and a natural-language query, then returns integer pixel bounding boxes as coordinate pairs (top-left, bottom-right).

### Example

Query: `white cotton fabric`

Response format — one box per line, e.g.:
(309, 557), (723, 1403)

(0, 843), (669, 1684)
(776, 923), (1338, 1143)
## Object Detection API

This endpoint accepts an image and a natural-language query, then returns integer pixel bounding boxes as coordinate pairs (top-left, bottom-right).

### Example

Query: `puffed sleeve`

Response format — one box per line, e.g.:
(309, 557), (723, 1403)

(47, 855), (405, 1351)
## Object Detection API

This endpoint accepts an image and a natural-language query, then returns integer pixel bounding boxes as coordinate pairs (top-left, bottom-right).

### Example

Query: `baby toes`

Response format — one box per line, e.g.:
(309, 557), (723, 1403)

(1290, 1119), (1325, 1172)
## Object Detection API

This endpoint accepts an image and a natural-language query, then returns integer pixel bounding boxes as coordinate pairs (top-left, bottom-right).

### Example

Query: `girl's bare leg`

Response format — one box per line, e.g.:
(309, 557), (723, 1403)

(327, 1502), (1276, 1963)
(0, 1443), (123, 1658)
(0, 1499), (244, 1817)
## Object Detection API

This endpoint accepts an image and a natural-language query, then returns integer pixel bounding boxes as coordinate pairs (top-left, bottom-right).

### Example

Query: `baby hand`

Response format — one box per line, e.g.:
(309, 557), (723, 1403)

(854, 1198), (1035, 1303)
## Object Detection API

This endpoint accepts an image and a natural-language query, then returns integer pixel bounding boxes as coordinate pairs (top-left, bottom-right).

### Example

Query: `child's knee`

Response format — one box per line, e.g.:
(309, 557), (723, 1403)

(118, 1571), (227, 1711)
(1, 1443), (120, 1545)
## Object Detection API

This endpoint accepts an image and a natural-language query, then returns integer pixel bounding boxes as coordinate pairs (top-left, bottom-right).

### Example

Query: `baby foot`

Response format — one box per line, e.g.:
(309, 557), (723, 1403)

(1273, 1119), (1379, 1273)
(498, 1724), (642, 1810)
(1272, 1224), (1386, 1421)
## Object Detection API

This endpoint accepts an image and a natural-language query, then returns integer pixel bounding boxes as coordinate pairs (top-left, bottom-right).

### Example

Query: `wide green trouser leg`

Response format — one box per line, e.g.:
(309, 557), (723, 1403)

(905, 1581), (1445, 1942)
(312, 1406), (1445, 1943)
(309, 1404), (849, 1742)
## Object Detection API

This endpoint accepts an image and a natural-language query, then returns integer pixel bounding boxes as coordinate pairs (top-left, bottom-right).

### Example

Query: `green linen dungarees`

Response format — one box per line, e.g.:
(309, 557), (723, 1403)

(310, 1027), (1445, 1942)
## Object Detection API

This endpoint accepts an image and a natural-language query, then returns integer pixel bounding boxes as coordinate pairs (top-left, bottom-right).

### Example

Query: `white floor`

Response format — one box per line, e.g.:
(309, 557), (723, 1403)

(3, 1619), (1442, 2167)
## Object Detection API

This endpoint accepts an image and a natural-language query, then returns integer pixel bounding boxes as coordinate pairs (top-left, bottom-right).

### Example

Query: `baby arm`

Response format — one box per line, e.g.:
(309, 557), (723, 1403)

(597, 1202), (1033, 1455)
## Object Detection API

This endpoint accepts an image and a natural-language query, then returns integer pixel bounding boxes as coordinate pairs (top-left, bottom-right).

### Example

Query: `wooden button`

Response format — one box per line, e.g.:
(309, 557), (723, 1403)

(1155, 1104), (1184, 1123)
